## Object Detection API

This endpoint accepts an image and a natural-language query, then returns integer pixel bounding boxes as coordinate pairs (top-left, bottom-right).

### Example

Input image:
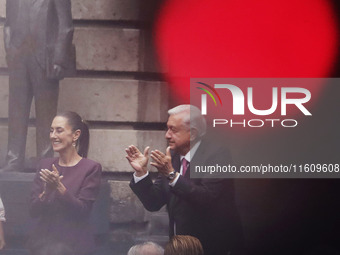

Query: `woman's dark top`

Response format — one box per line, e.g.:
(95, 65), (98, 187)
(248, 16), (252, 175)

(30, 157), (102, 255)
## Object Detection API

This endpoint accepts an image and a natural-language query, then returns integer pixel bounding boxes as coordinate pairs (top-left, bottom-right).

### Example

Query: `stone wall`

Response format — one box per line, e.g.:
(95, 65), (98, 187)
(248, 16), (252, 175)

(0, 0), (169, 253)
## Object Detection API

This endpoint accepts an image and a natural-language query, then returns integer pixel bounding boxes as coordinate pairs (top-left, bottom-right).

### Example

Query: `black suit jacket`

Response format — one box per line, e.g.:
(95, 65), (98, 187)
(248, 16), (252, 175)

(5, 0), (74, 69)
(130, 138), (244, 255)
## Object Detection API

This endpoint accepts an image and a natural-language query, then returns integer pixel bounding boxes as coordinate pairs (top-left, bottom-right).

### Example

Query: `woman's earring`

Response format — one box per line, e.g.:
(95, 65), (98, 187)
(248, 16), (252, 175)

(72, 141), (76, 147)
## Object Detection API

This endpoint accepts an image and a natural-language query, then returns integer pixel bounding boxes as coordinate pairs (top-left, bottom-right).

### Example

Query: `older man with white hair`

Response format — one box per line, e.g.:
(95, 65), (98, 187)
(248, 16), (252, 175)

(126, 105), (243, 255)
(127, 242), (164, 255)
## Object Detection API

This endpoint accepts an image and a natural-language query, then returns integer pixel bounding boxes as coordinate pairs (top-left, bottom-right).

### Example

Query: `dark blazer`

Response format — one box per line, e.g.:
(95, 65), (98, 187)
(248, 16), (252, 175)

(130, 138), (244, 255)
(5, 0), (74, 69)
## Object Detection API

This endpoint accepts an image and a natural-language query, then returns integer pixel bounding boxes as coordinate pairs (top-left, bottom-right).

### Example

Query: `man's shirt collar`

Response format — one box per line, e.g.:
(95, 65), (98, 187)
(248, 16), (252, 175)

(180, 140), (201, 163)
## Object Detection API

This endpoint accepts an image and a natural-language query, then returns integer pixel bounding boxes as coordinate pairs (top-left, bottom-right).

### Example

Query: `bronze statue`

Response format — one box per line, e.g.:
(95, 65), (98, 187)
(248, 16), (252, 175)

(1, 0), (75, 172)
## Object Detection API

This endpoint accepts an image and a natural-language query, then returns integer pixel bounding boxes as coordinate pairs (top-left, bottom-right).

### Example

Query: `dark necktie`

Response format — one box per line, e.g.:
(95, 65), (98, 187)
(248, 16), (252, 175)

(182, 158), (189, 176)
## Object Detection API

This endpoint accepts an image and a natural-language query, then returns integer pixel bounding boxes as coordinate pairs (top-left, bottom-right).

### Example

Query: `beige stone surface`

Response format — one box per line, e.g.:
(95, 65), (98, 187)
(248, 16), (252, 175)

(108, 180), (145, 223)
(0, 76), (168, 122)
(0, 127), (166, 171)
(0, 26), (140, 72)
(0, 126), (8, 165)
(0, 76), (8, 118)
(0, 25), (6, 68)
(74, 27), (140, 72)
(60, 78), (168, 122)
(138, 31), (164, 73)
(0, 0), (139, 21)
(71, 0), (140, 21)
(137, 81), (168, 123)
(59, 78), (139, 122)
(89, 129), (167, 172)
(0, 0), (4, 19)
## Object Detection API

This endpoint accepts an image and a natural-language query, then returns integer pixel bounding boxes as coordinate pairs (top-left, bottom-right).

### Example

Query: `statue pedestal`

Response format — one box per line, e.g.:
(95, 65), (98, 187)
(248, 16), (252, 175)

(0, 172), (34, 255)
(0, 172), (35, 250)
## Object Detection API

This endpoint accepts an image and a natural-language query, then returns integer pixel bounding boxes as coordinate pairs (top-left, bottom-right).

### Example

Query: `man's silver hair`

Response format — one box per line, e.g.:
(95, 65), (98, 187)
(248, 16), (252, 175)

(168, 104), (206, 138)
(127, 241), (164, 255)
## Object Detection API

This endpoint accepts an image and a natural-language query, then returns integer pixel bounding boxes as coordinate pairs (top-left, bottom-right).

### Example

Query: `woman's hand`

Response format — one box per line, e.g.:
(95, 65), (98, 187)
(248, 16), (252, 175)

(40, 164), (66, 195)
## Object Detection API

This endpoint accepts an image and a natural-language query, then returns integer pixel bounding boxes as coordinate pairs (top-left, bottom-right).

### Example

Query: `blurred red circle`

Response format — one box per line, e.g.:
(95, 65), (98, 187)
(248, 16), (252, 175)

(155, 0), (338, 104)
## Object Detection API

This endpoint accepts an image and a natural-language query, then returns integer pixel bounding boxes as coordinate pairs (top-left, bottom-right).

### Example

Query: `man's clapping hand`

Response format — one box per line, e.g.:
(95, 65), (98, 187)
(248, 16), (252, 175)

(125, 145), (149, 177)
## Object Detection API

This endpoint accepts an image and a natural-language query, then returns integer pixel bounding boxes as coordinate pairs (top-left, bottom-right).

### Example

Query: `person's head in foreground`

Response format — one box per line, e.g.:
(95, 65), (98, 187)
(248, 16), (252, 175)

(127, 241), (164, 255)
(164, 235), (204, 255)
(30, 239), (74, 255)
